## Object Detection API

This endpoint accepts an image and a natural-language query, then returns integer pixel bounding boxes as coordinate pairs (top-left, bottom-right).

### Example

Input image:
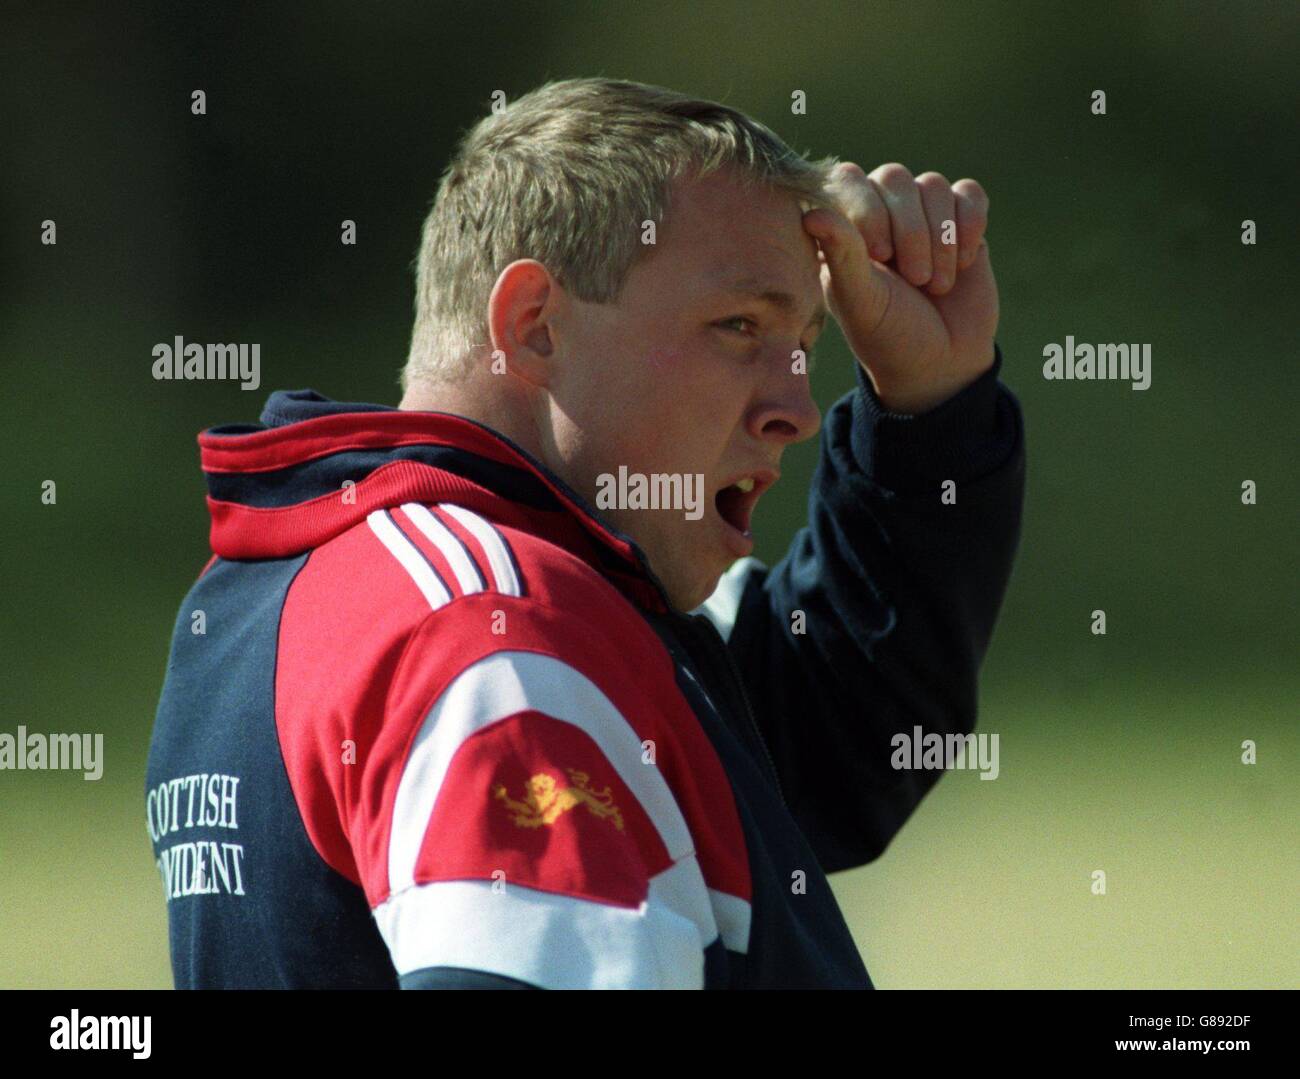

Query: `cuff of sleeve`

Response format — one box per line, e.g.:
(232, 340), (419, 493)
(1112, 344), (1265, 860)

(849, 342), (1010, 492)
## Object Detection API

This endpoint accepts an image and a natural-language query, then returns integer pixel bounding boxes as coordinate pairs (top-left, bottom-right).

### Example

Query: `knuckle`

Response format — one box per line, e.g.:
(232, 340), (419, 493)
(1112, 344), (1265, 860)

(871, 162), (913, 187)
(954, 178), (989, 206)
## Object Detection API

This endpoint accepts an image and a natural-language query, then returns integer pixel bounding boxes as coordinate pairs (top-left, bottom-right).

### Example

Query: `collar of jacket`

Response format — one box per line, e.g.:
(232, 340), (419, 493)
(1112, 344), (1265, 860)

(198, 388), (672, 614)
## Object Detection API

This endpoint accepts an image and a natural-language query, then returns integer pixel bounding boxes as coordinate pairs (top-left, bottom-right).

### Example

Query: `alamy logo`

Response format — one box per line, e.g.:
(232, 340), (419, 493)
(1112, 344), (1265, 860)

(151, 336), (261, 390)
(0, 726), (102, 780)
(1042, 337), (1151, 390)
(890, 726), (1000, 780)
(50, 1011), (150, 1059)
(595, 466), (704, 520)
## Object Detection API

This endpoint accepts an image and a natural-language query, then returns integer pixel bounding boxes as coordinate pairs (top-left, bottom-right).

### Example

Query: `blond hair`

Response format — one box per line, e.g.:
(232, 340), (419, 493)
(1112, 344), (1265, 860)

(402, 77), (838, 389)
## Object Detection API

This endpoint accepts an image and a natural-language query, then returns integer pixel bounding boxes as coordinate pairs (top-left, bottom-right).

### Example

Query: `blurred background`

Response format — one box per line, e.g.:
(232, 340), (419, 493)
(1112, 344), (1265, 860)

(1, 1), (1295, 988)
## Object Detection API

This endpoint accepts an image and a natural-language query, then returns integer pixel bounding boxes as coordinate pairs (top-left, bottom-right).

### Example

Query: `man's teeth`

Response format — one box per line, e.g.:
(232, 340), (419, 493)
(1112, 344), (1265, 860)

(734, 477), (755, 493)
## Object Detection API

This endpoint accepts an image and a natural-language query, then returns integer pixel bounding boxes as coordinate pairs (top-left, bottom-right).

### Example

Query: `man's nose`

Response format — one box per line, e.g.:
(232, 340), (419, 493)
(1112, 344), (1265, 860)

(748, 354), (823, 446)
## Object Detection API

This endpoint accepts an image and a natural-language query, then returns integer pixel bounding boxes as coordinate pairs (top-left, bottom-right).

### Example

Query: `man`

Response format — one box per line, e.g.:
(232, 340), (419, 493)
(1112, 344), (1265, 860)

(147, 77), (1024, 988)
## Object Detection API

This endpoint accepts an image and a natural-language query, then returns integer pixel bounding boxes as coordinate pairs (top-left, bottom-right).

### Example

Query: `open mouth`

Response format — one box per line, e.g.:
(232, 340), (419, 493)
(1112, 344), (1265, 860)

(713, 471), (777, 547)
(715, 477), (757, 536)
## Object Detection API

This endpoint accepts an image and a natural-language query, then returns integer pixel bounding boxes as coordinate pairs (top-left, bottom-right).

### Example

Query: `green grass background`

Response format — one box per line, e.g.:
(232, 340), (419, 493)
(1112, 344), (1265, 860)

(1, 1), (1295, 987)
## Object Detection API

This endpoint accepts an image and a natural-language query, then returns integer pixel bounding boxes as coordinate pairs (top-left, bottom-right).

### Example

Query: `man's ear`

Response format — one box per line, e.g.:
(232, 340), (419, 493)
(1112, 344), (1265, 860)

(487, 259), (561, 388)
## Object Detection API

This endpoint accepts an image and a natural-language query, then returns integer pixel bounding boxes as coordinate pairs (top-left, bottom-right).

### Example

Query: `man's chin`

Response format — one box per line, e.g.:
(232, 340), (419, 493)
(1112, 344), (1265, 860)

(661, 565), (724, 614)
(626, 533), (722, 613)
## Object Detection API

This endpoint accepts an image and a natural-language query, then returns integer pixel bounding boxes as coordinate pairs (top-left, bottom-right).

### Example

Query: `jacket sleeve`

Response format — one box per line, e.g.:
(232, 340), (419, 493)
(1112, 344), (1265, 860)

(697, 343), (1025, 873)
(345, 598), (723, 989)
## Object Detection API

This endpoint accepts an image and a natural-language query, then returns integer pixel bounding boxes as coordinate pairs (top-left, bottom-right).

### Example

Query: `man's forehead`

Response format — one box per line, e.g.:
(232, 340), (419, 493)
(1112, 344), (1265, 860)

(670, 168), (816, 246)
(655, 170), (828, 329)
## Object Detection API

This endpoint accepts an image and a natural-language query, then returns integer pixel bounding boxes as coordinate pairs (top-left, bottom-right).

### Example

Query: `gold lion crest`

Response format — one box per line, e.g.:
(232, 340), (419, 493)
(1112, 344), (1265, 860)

(492, 768), (625, 832)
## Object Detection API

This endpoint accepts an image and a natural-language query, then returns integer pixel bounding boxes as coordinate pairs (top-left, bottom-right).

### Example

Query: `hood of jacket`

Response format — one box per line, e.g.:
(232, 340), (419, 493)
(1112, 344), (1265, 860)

(197, 388), (670, 612)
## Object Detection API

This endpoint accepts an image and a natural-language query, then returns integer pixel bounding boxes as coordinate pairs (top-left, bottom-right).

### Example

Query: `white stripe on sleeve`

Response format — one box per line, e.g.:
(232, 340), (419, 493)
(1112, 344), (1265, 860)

(437, 503), (521, 597)
(400, 502), (487, 596)
(367, 510), (452, 610)
(373, 876), (706, 989)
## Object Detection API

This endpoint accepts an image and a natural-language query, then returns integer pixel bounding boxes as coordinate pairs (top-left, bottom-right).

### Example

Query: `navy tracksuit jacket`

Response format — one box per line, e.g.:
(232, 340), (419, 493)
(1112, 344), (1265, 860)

(146, 345), (1024, 988)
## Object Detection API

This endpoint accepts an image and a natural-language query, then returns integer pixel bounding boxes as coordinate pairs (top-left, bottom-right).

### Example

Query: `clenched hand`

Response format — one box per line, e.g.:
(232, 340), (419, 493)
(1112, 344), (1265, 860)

(802, 161), (999, 415)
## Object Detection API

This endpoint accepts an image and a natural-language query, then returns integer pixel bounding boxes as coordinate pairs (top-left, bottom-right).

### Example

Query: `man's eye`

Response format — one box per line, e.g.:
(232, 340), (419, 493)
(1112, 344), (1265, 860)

(717, 317), (758, 335)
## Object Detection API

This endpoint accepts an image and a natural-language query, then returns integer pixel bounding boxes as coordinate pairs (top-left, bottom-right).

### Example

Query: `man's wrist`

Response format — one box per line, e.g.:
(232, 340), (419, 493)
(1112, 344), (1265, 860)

(864, 343), (998, 416)
(849, 341), (1013, 493)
